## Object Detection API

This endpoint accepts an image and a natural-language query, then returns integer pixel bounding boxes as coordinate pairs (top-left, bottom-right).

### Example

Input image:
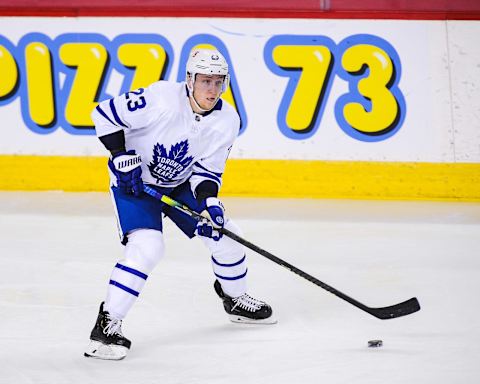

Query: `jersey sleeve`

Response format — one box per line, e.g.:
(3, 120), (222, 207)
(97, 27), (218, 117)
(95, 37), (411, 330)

(189, 112), (240, 196)
(91, 84), (162, 138)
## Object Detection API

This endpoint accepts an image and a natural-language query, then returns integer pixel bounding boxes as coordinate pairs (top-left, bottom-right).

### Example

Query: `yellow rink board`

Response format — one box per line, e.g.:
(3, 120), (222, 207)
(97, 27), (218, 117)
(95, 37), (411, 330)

(1, 155), (479, 201)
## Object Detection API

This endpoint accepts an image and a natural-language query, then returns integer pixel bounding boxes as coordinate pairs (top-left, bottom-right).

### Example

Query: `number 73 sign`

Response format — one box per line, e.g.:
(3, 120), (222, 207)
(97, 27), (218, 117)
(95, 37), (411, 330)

(265, 34), (406, 142)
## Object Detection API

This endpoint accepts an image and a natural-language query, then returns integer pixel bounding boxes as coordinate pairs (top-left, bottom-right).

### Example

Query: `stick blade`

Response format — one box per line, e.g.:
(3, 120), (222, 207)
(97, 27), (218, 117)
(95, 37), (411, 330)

(368, 297), (421, 320)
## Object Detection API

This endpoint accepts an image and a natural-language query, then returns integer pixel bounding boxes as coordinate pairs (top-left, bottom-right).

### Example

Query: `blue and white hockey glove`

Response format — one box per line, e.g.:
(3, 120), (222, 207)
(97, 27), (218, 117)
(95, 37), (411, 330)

(108, 150), (143, 197)
(196, 197), (225, 241)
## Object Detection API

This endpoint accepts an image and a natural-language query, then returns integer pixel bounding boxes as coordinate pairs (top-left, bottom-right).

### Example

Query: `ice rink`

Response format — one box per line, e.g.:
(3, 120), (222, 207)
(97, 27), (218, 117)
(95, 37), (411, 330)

(1, 191), (479, 384)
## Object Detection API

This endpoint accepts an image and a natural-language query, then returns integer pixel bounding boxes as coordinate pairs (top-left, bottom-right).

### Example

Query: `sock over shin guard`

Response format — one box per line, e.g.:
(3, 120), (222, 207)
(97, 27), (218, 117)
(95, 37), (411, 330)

(201, 219), (247, 298)
(105, 229), (165, 319)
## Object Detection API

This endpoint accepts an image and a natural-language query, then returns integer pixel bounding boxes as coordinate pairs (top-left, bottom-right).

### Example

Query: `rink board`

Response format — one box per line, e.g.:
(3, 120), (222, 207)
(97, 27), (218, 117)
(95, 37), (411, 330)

(1, 155), (479, 200)
(0, 17), (479, 199)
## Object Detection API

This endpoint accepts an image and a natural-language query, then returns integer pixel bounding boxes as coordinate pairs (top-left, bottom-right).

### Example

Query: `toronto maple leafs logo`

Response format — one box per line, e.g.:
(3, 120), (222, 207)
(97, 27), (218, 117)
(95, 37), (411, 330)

(148, 140), (194, 183)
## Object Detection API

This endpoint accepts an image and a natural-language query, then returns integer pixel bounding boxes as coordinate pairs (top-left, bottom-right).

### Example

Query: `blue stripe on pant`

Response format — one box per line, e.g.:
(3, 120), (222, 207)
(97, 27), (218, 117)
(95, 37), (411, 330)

(211, 255), (248, 281)
(115, 263), (148, 280)
(109, 280), (140, 297)
(212, 255), (246, 268)
(214, 269), (248, 281)
(109, 263), (149, 297)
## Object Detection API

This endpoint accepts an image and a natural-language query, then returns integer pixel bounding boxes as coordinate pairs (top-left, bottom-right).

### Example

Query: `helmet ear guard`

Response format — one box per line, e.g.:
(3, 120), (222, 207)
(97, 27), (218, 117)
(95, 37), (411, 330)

(221, 73), (230, 94)
(186, 72), (194, 93)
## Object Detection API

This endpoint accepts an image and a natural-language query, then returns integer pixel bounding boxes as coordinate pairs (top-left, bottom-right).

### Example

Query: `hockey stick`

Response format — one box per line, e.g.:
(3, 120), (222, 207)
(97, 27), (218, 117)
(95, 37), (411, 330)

(143, 185), (420, 320)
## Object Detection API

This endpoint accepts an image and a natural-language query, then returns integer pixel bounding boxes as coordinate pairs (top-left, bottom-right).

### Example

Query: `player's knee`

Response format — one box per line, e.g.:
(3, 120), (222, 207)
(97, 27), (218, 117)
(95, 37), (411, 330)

(204, 218), (245, 262)
(123, 229), (165, 274)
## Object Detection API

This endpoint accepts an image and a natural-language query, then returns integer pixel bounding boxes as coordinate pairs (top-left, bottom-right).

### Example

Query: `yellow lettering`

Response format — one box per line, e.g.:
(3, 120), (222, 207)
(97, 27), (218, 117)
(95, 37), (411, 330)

(0, 44), (18, 98)
(25, 42), (55, 126)
(118, 44), (167, 90)
(59, 43), (108, 127)
(272, 45), (332, 131)
(341, 44), (398, 133)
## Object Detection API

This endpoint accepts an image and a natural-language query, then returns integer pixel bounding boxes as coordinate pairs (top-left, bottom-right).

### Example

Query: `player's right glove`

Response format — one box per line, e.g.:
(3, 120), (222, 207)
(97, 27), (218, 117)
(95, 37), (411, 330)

(108, 150), (143, 197)
(196, 197), (225, 241)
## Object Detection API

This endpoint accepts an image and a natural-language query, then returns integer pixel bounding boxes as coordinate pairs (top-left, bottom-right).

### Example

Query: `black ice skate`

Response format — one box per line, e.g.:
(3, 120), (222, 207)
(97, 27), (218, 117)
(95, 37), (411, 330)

(214, 280), (277, 324)
(84, 302), (131, 360)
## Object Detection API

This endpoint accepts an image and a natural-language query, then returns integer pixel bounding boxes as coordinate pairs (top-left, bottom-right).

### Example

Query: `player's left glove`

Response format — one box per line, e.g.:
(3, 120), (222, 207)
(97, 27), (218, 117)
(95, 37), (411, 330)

(108, 150), (143, 197)
(196, 197), (225, 241)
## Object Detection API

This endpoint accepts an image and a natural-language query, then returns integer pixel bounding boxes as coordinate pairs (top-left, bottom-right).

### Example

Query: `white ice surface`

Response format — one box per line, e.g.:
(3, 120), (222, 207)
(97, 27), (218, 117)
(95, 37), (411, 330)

(1, 192), (480, 384)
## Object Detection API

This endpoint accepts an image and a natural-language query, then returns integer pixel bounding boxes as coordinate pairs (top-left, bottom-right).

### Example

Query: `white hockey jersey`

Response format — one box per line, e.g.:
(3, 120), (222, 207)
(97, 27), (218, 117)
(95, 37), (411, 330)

(91, 81), (240, 193)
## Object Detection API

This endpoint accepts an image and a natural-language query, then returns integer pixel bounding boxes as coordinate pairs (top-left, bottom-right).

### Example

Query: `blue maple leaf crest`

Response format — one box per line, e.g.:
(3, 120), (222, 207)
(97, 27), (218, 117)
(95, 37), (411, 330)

(148, 140), (194, 183)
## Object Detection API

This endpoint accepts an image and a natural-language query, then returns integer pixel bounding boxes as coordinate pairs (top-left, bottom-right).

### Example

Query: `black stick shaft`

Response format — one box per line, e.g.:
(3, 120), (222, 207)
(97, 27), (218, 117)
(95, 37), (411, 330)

(143, 185), (420, 320)
(221, 227), (371, 311)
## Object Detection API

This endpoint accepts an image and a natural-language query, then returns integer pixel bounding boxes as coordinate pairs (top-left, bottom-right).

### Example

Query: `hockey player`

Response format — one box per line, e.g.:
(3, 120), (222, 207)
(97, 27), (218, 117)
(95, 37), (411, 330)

(84, 49), (275, 360)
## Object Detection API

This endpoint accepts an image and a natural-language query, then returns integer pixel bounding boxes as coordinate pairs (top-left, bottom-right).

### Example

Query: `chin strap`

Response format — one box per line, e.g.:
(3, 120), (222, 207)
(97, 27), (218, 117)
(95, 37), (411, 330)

(190, 93), (218, 113)
(189, 90), (220, 113)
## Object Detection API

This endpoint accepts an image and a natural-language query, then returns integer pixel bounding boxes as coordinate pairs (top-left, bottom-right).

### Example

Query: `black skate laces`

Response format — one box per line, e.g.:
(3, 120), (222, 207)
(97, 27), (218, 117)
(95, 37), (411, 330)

(231, 294), (265, 312)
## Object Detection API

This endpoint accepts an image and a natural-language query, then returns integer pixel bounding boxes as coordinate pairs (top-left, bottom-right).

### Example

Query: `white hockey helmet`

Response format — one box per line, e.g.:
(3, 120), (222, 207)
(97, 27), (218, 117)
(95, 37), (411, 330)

(186, 49), (230, 94)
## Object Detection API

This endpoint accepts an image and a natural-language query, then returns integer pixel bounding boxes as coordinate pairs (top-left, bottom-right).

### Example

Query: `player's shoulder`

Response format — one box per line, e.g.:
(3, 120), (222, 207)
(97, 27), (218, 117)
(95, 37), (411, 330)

(217, 100), (240, 127)
(218, 99), (239, 117)
(209, 101), (240, 142)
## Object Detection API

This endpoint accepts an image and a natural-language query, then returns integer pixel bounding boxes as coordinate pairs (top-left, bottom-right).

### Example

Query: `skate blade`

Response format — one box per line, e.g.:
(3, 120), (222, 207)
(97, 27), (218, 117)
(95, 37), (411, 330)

(84, 340), (128, 361)
(229, 314), (278, 325)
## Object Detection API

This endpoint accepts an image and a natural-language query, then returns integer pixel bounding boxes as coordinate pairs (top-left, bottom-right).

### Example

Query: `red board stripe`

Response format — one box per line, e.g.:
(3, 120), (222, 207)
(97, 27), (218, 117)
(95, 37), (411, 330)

(0, 0), (479, 20)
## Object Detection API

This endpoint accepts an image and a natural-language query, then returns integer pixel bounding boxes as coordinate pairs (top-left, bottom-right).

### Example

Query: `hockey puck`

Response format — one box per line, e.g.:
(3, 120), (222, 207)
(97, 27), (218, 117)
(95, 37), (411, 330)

(368, 340), (383, 348)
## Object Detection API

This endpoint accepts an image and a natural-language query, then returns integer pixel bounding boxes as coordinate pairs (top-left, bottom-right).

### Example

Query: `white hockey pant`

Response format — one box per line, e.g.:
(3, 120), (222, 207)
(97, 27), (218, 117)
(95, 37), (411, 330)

(104, 219), (246, 319)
